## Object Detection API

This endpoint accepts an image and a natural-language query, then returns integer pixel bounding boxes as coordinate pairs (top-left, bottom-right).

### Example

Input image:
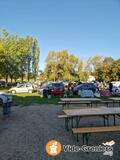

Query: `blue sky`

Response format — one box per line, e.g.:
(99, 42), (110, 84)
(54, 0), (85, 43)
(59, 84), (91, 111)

(0, 0), (120, 70)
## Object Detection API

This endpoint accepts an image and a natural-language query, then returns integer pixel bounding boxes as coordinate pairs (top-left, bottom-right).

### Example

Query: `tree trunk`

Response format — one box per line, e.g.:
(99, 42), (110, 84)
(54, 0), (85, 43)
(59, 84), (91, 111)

(21, 74), (24, 82)
(27, 73), (30, 82)
(5, 75), (8, 83)
(10, 76), (13, 83)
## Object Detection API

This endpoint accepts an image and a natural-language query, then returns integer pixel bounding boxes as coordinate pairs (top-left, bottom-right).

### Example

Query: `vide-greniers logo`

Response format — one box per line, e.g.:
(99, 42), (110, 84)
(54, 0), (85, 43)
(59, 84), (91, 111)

(45, 140), (62, 156)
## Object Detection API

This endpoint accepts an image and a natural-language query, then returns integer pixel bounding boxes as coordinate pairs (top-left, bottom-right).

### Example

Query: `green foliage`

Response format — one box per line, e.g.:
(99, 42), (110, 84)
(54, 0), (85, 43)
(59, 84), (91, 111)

(44, 50), (81, 81)
(0, 29), (40, 82)
(95, 57), (120, 82)
(44, 52), (120, 82)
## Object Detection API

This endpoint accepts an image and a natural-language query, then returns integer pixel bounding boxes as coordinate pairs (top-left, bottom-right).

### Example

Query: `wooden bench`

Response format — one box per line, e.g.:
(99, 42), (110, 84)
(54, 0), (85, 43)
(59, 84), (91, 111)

(72, 126), (120, 144)
(99, 100), (113, 107)
(58, 101), (92, 108)
(58, 114), (69, 118)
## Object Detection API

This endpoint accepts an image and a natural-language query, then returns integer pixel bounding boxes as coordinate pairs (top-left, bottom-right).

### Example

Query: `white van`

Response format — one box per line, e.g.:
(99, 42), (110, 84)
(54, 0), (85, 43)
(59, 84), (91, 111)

(111, 81), (120, 87)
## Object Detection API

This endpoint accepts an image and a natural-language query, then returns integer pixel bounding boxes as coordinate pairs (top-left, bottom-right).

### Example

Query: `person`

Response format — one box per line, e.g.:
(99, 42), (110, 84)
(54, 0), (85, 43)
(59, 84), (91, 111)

(64, 85), (68, 97)
(109, 82), (113, 93)
(1, 94), (11, 118)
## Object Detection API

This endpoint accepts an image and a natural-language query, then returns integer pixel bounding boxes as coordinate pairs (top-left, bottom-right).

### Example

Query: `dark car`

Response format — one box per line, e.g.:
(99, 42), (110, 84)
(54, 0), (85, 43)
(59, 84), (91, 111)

(0, 80), (7, 88)
(37, 81), (53, 94)
(73, 83), (96, 95)
(43, 82), (64, 97)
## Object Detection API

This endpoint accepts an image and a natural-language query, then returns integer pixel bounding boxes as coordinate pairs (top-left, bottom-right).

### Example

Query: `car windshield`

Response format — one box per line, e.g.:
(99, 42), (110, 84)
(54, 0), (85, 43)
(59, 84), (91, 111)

(26, 84), (32, 87)
(47, 83), (63, 89)
(17, 85), (25, 88)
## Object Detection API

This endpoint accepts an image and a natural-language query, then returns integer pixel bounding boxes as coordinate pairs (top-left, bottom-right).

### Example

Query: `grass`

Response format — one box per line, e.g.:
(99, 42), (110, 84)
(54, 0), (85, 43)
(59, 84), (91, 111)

(12, 93), (60, 106)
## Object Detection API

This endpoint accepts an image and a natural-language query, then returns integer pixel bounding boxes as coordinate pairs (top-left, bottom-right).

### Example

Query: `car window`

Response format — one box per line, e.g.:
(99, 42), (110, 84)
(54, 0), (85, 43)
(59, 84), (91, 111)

(17, 85), (25, 88)
(26, 84), (32, 87)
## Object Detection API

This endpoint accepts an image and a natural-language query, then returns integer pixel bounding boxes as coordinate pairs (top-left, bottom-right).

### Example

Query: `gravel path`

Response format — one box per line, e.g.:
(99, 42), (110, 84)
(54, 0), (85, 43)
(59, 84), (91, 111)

(0, 104), (120, 160)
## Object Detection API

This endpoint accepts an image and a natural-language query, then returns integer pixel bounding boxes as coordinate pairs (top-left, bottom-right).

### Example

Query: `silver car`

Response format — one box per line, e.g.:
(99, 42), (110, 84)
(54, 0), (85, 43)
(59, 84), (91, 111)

(9, 84), (33, 94)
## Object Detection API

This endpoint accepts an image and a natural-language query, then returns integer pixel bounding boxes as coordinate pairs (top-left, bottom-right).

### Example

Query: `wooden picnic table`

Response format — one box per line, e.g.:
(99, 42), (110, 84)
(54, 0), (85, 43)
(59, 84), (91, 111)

(61, 98), (101, 102)
(109, 97), (120, 107)
(63, 107), (120, 129)
(60, 98), (101, 107)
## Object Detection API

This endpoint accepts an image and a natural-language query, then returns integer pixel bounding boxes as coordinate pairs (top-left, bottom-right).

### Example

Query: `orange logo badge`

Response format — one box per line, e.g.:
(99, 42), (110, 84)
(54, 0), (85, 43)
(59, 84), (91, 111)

(45, 140), (62, 156)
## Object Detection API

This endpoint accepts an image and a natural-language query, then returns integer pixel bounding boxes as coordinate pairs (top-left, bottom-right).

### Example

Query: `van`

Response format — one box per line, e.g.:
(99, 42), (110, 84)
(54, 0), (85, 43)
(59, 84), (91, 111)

(111, 81), (120, 87)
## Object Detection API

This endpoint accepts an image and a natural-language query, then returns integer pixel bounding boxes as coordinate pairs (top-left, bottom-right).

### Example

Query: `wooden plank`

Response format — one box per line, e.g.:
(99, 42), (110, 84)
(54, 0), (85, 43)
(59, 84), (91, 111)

(109, 97), (120, 100)
(58, 114), (68, 118)
(60, 98), (100, 102)
(58, 101), (91, 104)
(63, 106), (97, 110)
(72, 126), (120, 134)
(63, 107), (120, 116)
(101, 100), (113, 103)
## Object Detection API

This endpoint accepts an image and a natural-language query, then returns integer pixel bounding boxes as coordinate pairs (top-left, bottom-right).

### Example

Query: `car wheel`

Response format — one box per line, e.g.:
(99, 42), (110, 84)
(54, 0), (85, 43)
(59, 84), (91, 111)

(28, 90), (33, 93)
(12, 90), (16, 94)
(115, 89), (119, 93)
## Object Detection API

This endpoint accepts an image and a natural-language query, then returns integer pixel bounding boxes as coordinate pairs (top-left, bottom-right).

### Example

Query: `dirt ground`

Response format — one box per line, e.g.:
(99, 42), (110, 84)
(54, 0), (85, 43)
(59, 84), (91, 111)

(0, 104), (120, 160)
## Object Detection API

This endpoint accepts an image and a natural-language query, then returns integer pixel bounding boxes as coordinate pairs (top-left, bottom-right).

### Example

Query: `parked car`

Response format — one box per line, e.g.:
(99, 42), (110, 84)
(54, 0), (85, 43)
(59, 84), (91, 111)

(73, 83), (96, 95)
(0, 80), (7, 88)
(37, 81), (53, 94)
(112, 85), (120, 94)
(9, 84), (33, 94)
(42, 82), (64, 97)
(111, 81), (120, 87)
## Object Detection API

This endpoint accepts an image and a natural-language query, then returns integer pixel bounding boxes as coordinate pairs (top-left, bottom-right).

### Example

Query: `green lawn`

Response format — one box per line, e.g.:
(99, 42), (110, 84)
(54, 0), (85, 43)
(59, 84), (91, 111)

(12, 93), (60, 106)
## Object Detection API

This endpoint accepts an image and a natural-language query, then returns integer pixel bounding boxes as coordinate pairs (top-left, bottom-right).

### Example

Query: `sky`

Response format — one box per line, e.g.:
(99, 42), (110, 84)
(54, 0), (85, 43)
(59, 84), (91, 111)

(0, 0), (120, 70)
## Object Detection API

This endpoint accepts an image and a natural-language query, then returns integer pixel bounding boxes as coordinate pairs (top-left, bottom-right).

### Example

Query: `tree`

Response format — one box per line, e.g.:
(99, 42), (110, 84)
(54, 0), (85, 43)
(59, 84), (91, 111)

(110, 59), (120, 81)
(0, 29), (40, 82)
(31, 39), (40, 81)
(44, 50), (80, 81)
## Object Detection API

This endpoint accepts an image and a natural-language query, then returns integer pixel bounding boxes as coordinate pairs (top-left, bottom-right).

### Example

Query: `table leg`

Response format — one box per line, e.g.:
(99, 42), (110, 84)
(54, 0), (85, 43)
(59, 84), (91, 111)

(113, 115), (116, 126)
(83, 134), (85, 144)
(77, 134), (79, 142)
(107, 102), (109, 107)
(113, 101), (115, 107)
(71, 117), (74, 128)
(65, 117), (69, 131)
(76, 116), (80, 128)
(107, 115), (109, 126)
(103, 116), (106, 126)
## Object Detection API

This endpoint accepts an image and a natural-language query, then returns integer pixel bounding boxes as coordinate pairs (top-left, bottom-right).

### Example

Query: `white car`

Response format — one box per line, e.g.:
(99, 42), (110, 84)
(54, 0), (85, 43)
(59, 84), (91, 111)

(112, 86), (120, 94)
(9, 84), (33, 94)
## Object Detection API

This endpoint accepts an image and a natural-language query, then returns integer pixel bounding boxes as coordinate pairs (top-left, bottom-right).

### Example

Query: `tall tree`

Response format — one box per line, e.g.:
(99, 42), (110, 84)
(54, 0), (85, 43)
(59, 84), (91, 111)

(45, 50), (80, 81)
(0, 29), (40, 82)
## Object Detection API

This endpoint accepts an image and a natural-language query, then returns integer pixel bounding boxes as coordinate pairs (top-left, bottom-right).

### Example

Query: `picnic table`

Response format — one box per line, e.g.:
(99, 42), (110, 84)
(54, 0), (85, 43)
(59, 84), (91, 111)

(60, 98), (101, 108)
(109, 97), (120, 107)
(63, 107), (120, 130)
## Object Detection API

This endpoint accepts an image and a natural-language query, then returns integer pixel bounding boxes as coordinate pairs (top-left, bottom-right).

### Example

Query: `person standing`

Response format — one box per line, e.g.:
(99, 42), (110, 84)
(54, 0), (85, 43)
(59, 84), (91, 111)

(109, 82), (113, 93)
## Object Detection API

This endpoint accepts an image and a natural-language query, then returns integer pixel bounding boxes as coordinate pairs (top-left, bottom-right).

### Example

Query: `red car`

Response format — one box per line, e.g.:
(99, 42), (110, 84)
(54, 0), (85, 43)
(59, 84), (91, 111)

(43, 82), (64, 96)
